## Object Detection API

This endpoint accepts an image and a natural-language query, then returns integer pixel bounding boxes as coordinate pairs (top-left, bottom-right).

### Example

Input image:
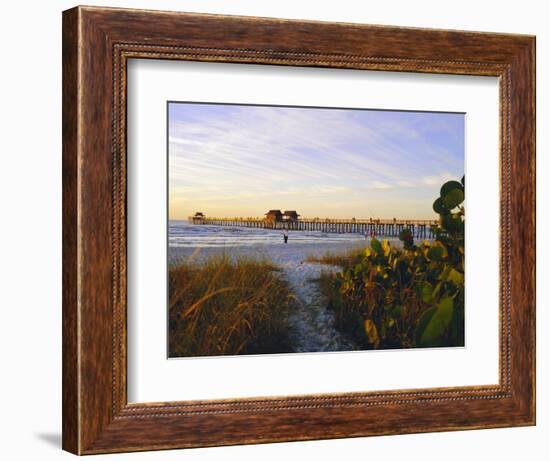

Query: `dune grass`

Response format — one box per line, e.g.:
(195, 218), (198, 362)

(168, 253), (295, 358)
(305, 247), (364, 267)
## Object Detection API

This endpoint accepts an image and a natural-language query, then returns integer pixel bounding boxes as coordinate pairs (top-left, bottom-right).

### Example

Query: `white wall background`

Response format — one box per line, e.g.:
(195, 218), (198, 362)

(0, 1), (545, 459)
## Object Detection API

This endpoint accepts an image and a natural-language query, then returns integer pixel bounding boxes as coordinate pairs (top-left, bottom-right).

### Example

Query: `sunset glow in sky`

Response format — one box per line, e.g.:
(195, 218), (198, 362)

(168, 102), (464, 220)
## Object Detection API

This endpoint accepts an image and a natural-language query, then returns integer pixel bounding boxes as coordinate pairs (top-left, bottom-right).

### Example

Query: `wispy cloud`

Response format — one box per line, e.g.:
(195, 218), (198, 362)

(422, 173), (455, 186)
(168, 103), (464, 219)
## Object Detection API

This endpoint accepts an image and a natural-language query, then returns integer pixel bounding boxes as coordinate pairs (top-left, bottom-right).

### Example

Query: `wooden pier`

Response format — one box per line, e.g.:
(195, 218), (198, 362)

(189, 213), (438, 239)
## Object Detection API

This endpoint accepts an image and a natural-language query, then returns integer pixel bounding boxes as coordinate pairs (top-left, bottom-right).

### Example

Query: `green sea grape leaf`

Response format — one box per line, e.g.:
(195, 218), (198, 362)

(427, 246), (445, 261)
(415, 307), (437, 345)
(433, 197), (448, 215)
(441, 180), (463, 197)
(416, 297), (454, 346)
(443, 188), (464, 209)
(370, 238), (382, 254)
(417, 281), (434, 303)
(447, 268), (464, 284)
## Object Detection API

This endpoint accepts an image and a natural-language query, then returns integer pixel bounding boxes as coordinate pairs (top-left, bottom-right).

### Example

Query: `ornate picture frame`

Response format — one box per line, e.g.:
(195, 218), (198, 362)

(62, 6), (535, 454)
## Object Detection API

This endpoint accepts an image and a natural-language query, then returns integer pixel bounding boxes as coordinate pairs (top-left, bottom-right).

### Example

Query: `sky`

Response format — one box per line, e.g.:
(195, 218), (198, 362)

(168, 102), (464, 220)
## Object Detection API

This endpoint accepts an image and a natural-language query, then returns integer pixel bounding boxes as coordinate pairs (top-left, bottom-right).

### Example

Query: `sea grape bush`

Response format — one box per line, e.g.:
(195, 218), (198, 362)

(329, 176), (465, 349)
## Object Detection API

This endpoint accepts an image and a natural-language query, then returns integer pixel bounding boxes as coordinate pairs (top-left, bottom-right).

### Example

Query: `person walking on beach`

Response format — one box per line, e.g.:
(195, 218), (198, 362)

(283, 229), (289, 244)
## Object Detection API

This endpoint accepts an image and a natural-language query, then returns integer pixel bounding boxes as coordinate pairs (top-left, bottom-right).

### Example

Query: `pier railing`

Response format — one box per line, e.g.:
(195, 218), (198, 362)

(189, 216), (439, 239)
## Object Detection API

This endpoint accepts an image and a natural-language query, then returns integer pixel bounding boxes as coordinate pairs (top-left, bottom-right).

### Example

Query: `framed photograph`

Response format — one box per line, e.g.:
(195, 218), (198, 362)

(62, 6), (535, 455)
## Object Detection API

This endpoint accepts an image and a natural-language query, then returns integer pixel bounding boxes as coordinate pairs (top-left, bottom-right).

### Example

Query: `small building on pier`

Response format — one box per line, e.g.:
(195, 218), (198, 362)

(282, 210), (300, 223)
(264, 209), (283, 224)
(191, 212), (205, 224)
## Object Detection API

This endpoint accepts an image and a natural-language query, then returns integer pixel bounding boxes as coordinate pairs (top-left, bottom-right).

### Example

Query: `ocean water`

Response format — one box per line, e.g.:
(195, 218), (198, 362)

(169, 220), (369, 248)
